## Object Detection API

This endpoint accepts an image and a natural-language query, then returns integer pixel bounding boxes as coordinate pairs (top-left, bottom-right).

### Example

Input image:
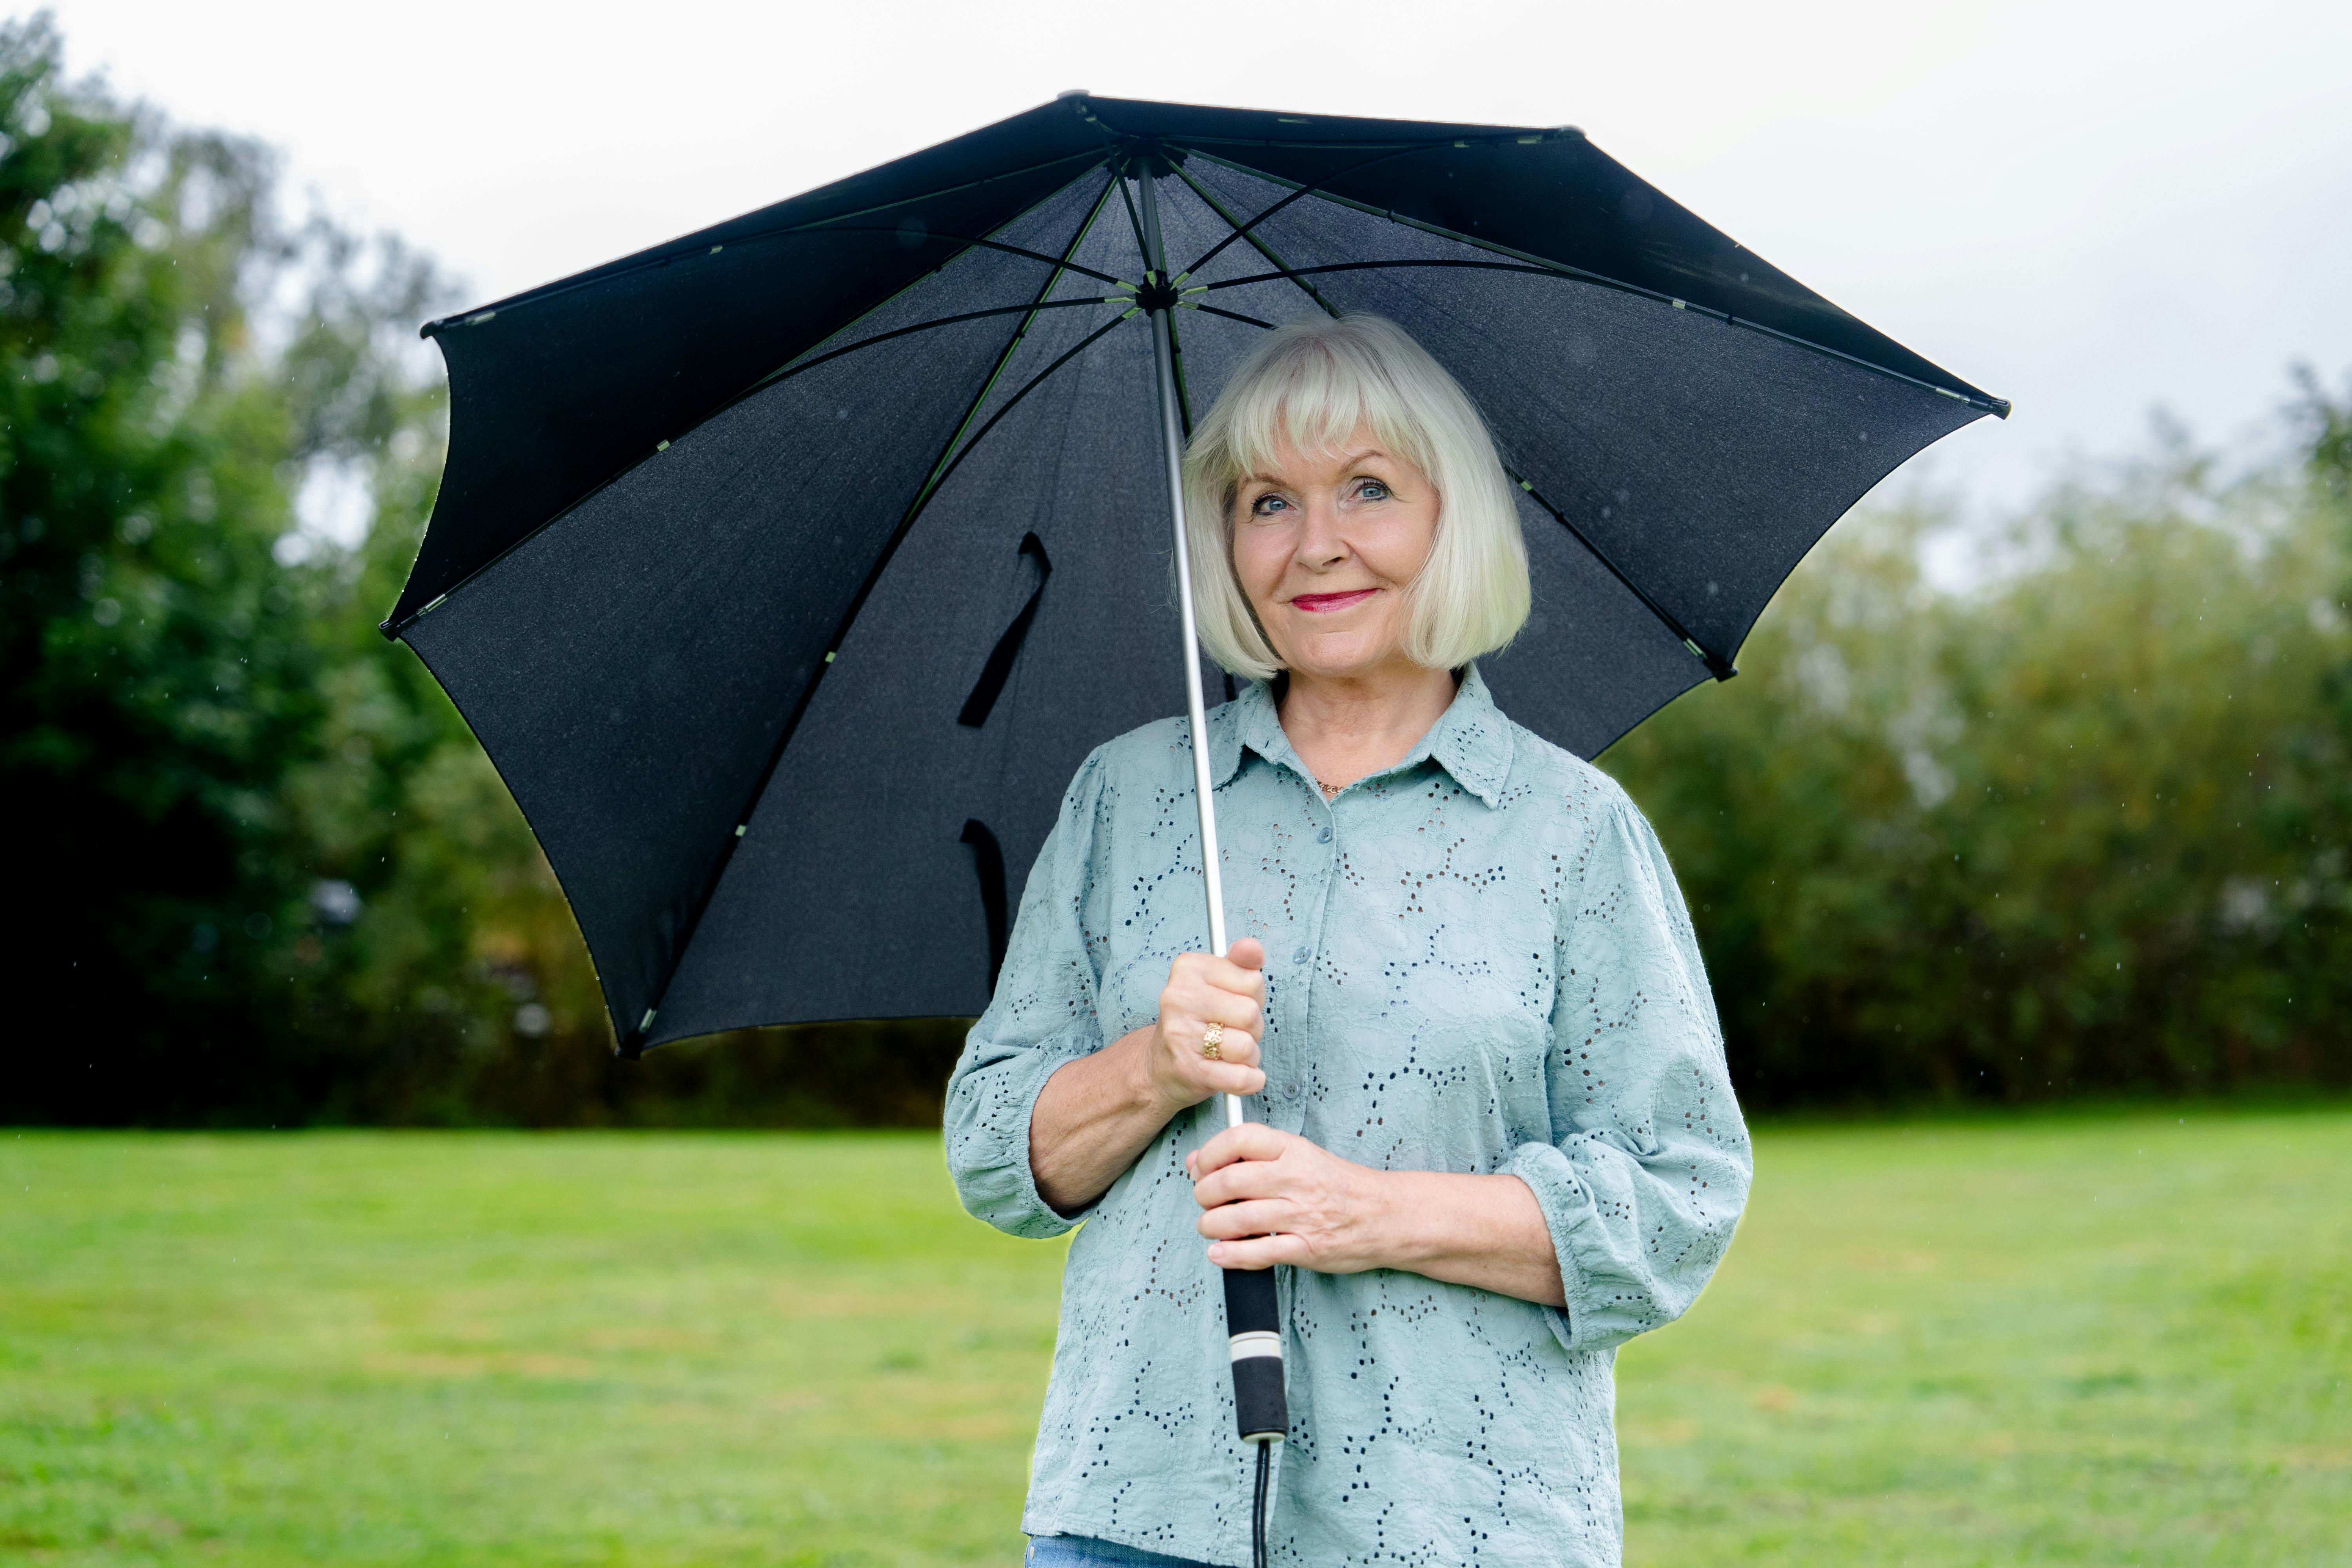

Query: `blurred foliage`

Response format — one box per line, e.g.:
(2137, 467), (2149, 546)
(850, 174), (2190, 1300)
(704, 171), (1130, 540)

(0, 18), (960, 1126)
(0, 16), (2342, 1124)
(1604, 388), (2352, 1105)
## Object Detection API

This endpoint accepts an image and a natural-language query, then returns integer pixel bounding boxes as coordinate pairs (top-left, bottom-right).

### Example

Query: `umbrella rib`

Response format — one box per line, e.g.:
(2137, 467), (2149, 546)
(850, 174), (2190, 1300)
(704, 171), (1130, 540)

(617, 174), (1128, 1056)
(424, 231), (1125, 340)
(1173, 139), (1464, 279)
(779, 229), (1129, 287)
(1186, 302), (1279, 330)
(1204, 257), (1600, 291)
(1504, 467), (1737, 680)
(387, 171), (1129, 641)
(884, 311), (1138, 550)
(388, 303), (1119, 643)
(1180, 146), (2010, 417)
(766, 150), (1114, 237)
(423, 149), (1113, 325)
(1181, 145), (1644, 298)
(1170, 163), (1344, 319)
(748, 296), (1123, 394)
(1111, 165), (1149, 263)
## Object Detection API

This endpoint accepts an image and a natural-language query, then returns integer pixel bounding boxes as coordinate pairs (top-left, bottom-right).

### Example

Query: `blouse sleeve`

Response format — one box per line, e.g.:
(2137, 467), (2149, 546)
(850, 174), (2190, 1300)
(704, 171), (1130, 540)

(942, 746), (1114, 1240)
(1505, 787), (1753, 1355)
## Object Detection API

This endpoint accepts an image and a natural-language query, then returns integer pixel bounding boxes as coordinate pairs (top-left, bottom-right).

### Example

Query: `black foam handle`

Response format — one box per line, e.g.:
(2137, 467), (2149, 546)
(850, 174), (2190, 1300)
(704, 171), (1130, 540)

(1223, 1266), (1287, 1441)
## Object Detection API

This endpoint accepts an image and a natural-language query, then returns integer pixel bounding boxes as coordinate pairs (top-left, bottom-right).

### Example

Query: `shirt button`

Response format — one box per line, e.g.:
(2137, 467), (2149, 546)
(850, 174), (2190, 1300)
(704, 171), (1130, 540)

(1317, 826), (1333, 844)
(1292, 946), (1310, 966)
(1282, 1081), (1303, 1102)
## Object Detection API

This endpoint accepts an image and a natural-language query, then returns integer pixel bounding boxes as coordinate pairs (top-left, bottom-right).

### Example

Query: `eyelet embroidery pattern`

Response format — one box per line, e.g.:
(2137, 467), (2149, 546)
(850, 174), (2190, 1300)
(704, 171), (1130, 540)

(946, 666), (1752, 1566)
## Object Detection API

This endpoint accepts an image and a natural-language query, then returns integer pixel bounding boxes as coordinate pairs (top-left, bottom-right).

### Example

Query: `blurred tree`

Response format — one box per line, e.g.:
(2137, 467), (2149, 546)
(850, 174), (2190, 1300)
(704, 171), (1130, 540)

(0, 16), (529, 1123)
(0, 16), (321, 1119)
(0, 15), (967, 1125)
(1603, 407), (2352, 1105)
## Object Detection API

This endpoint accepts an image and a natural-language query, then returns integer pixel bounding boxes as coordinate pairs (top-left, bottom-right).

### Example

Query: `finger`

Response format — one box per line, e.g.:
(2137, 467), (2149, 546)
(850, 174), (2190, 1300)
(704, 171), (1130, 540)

(1188, 1025), (1261, 1069)
(1192, 1156), (1287, 1210)
(1196, 1197), (1292, 1237)
(1207, 1232), (1309, 1271)
(1172, 948), (1263, 991)
(1194, 1121), (1291, 1178)
(1202, 957), (1267, 1005)
(1189, 988), (1263, 1036)
(1226, 937), (1265, 972)
(1173, 946), (1266, 1005)
(1165, 967), (1263, 1035)
(1164, 1007), (1261, 1065)
(1194, 1062), (1266, 1100)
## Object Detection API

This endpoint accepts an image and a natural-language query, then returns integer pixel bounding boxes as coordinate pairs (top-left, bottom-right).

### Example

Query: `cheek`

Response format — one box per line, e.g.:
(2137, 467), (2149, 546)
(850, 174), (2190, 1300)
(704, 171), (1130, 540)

(1229, 527), (1287, 604)
(1366, 506), (1440, 586)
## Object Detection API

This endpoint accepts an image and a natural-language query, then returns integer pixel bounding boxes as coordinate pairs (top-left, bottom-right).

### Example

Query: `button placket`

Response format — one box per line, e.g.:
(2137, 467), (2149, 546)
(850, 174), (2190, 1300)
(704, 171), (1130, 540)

(1271, 797), (1339, 1136)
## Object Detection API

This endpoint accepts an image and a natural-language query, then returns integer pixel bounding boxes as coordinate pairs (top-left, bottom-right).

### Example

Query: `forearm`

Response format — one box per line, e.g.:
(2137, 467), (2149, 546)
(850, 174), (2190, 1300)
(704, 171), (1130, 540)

(1028, 1026), (1183, 1214)
(1192, 1127), (1567, 1307)
(1371, 1170), (1565, 1308)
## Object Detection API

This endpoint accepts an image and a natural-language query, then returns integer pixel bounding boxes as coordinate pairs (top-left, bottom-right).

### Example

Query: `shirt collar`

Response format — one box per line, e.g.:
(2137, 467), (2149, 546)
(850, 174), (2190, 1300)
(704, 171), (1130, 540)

(1207, 662), (1514, 808)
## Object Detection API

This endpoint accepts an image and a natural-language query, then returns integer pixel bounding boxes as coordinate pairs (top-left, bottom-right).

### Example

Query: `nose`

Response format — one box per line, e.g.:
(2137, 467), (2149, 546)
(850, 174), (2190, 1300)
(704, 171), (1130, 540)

(1294, 492), (1349, 567)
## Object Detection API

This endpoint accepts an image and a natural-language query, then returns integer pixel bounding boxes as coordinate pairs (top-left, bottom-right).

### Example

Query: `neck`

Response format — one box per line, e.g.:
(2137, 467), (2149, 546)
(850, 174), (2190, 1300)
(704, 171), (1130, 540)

(1276, 659), (1461, 794)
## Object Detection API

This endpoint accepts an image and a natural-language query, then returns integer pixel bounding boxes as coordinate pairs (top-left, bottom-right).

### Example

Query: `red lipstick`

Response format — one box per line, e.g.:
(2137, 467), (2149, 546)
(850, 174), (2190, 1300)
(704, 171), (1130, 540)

(1290, 588), (1378, 613)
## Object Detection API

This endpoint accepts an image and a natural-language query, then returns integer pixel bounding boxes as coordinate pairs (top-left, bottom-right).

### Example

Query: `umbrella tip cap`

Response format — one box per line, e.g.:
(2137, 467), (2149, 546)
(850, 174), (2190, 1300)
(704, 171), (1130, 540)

(1058, 88), (1089, 101)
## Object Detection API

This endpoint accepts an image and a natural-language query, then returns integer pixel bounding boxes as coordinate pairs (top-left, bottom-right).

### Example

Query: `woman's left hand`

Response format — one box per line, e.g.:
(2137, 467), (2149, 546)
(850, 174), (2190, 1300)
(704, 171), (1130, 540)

(1188, 1123), (1390, 1273)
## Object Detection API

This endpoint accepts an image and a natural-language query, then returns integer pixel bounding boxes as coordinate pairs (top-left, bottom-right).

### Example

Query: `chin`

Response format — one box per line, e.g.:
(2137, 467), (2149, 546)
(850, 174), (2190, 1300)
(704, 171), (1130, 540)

(1283, 639), (1395, 680)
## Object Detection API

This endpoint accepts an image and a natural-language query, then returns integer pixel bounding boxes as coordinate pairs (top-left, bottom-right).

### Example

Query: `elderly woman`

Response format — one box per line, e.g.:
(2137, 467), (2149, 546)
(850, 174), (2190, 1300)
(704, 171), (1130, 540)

(945, 313), (1751, 1568)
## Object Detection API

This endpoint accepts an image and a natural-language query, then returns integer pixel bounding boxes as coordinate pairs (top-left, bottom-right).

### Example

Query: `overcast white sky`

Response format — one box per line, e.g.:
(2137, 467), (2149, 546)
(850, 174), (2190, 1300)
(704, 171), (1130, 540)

(47, 0), (2352, 517)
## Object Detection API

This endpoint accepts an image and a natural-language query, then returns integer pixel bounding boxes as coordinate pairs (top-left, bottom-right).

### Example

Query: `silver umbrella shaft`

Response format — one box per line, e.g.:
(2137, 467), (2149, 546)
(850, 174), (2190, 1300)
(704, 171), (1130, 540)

(1136, 155), (1287, 1457)
(1137, 162), (1243, 1137)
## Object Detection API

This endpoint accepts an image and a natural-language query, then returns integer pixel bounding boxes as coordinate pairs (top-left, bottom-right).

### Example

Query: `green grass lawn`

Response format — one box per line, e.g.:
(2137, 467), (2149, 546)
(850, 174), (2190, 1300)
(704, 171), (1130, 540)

(2, 1109), (2345, 1566)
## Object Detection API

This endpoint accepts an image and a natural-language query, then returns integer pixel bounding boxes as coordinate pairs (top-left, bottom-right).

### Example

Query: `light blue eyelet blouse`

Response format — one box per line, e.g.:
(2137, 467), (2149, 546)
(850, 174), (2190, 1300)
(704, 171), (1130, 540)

(945, 665), (1752, 1568)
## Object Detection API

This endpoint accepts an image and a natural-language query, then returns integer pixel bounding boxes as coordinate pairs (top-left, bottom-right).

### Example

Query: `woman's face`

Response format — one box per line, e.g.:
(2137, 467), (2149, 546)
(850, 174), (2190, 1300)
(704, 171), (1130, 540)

(1228, 423), (1440, 682)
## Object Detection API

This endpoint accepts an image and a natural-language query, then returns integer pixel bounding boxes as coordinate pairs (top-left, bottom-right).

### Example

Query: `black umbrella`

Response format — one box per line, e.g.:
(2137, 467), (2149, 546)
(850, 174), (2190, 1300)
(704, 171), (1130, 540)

(384, 91), (2001, 1486)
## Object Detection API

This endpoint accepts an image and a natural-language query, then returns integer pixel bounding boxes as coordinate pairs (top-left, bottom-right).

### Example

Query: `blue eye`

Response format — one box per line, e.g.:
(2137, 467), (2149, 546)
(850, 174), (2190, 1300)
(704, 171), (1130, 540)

(1251, 494), (1290, 515)
(1358, 480), (1390, 500)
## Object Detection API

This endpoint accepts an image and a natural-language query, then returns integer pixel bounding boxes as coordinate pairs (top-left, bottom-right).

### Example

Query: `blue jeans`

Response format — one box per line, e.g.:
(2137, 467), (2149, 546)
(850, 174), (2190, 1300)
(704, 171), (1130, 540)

(1025, 1536), (1220, 1568)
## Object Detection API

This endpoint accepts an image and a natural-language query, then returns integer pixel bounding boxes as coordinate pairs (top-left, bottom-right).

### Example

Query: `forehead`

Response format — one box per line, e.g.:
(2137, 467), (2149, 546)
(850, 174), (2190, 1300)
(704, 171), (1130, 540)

(1245, 423), (1404, 482)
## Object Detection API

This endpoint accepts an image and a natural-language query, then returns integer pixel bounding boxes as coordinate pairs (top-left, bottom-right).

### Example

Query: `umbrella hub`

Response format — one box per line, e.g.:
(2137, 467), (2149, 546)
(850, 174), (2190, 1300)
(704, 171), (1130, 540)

(1134, 272), (1182, 314)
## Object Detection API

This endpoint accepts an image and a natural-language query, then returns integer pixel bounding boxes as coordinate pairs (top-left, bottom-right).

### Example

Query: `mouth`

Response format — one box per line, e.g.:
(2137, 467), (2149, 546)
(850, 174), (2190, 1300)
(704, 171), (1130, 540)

(1288, 588), (1380, 614)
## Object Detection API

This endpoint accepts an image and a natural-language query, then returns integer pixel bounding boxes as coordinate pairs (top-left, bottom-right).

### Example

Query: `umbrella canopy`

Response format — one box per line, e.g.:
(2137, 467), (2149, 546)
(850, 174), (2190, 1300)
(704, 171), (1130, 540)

(386, 93), (2004, 1056)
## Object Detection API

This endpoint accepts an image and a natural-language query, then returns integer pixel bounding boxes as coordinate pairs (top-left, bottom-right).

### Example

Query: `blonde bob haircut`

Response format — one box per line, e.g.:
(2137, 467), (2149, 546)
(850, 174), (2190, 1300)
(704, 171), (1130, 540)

(1180, 312), (1531, 682)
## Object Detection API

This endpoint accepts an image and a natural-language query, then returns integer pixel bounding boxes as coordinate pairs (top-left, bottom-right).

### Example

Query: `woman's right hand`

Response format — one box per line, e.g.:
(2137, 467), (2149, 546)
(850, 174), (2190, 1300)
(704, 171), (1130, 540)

(1139, 938), (1267, 1111)
(1029, 938), (1269, 1214)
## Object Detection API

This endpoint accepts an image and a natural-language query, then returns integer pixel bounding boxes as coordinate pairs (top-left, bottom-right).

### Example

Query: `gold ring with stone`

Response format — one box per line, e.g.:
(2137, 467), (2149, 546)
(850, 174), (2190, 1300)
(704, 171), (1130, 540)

(1201, 1023), (1224, 1060)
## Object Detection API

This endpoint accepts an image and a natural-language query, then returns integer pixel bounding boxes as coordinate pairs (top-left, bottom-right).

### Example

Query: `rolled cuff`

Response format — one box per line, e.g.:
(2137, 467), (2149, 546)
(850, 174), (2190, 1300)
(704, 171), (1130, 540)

(944, 1028), (1102, 1240)
(1505, 1140), (1609, 1357)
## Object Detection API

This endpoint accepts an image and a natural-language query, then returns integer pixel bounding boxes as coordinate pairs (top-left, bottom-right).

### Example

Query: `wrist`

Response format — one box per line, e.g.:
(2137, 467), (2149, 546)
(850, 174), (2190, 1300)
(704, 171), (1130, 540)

(1117, 1024), (1192, 1121)
(1347, 1165), (1424, 1273)
(1367, 1170), (1455, 1274)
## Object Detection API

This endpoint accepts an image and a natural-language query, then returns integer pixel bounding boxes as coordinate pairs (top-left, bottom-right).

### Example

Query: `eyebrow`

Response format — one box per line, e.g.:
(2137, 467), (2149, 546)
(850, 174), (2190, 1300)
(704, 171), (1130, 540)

(1240, 449), (1392, 485)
